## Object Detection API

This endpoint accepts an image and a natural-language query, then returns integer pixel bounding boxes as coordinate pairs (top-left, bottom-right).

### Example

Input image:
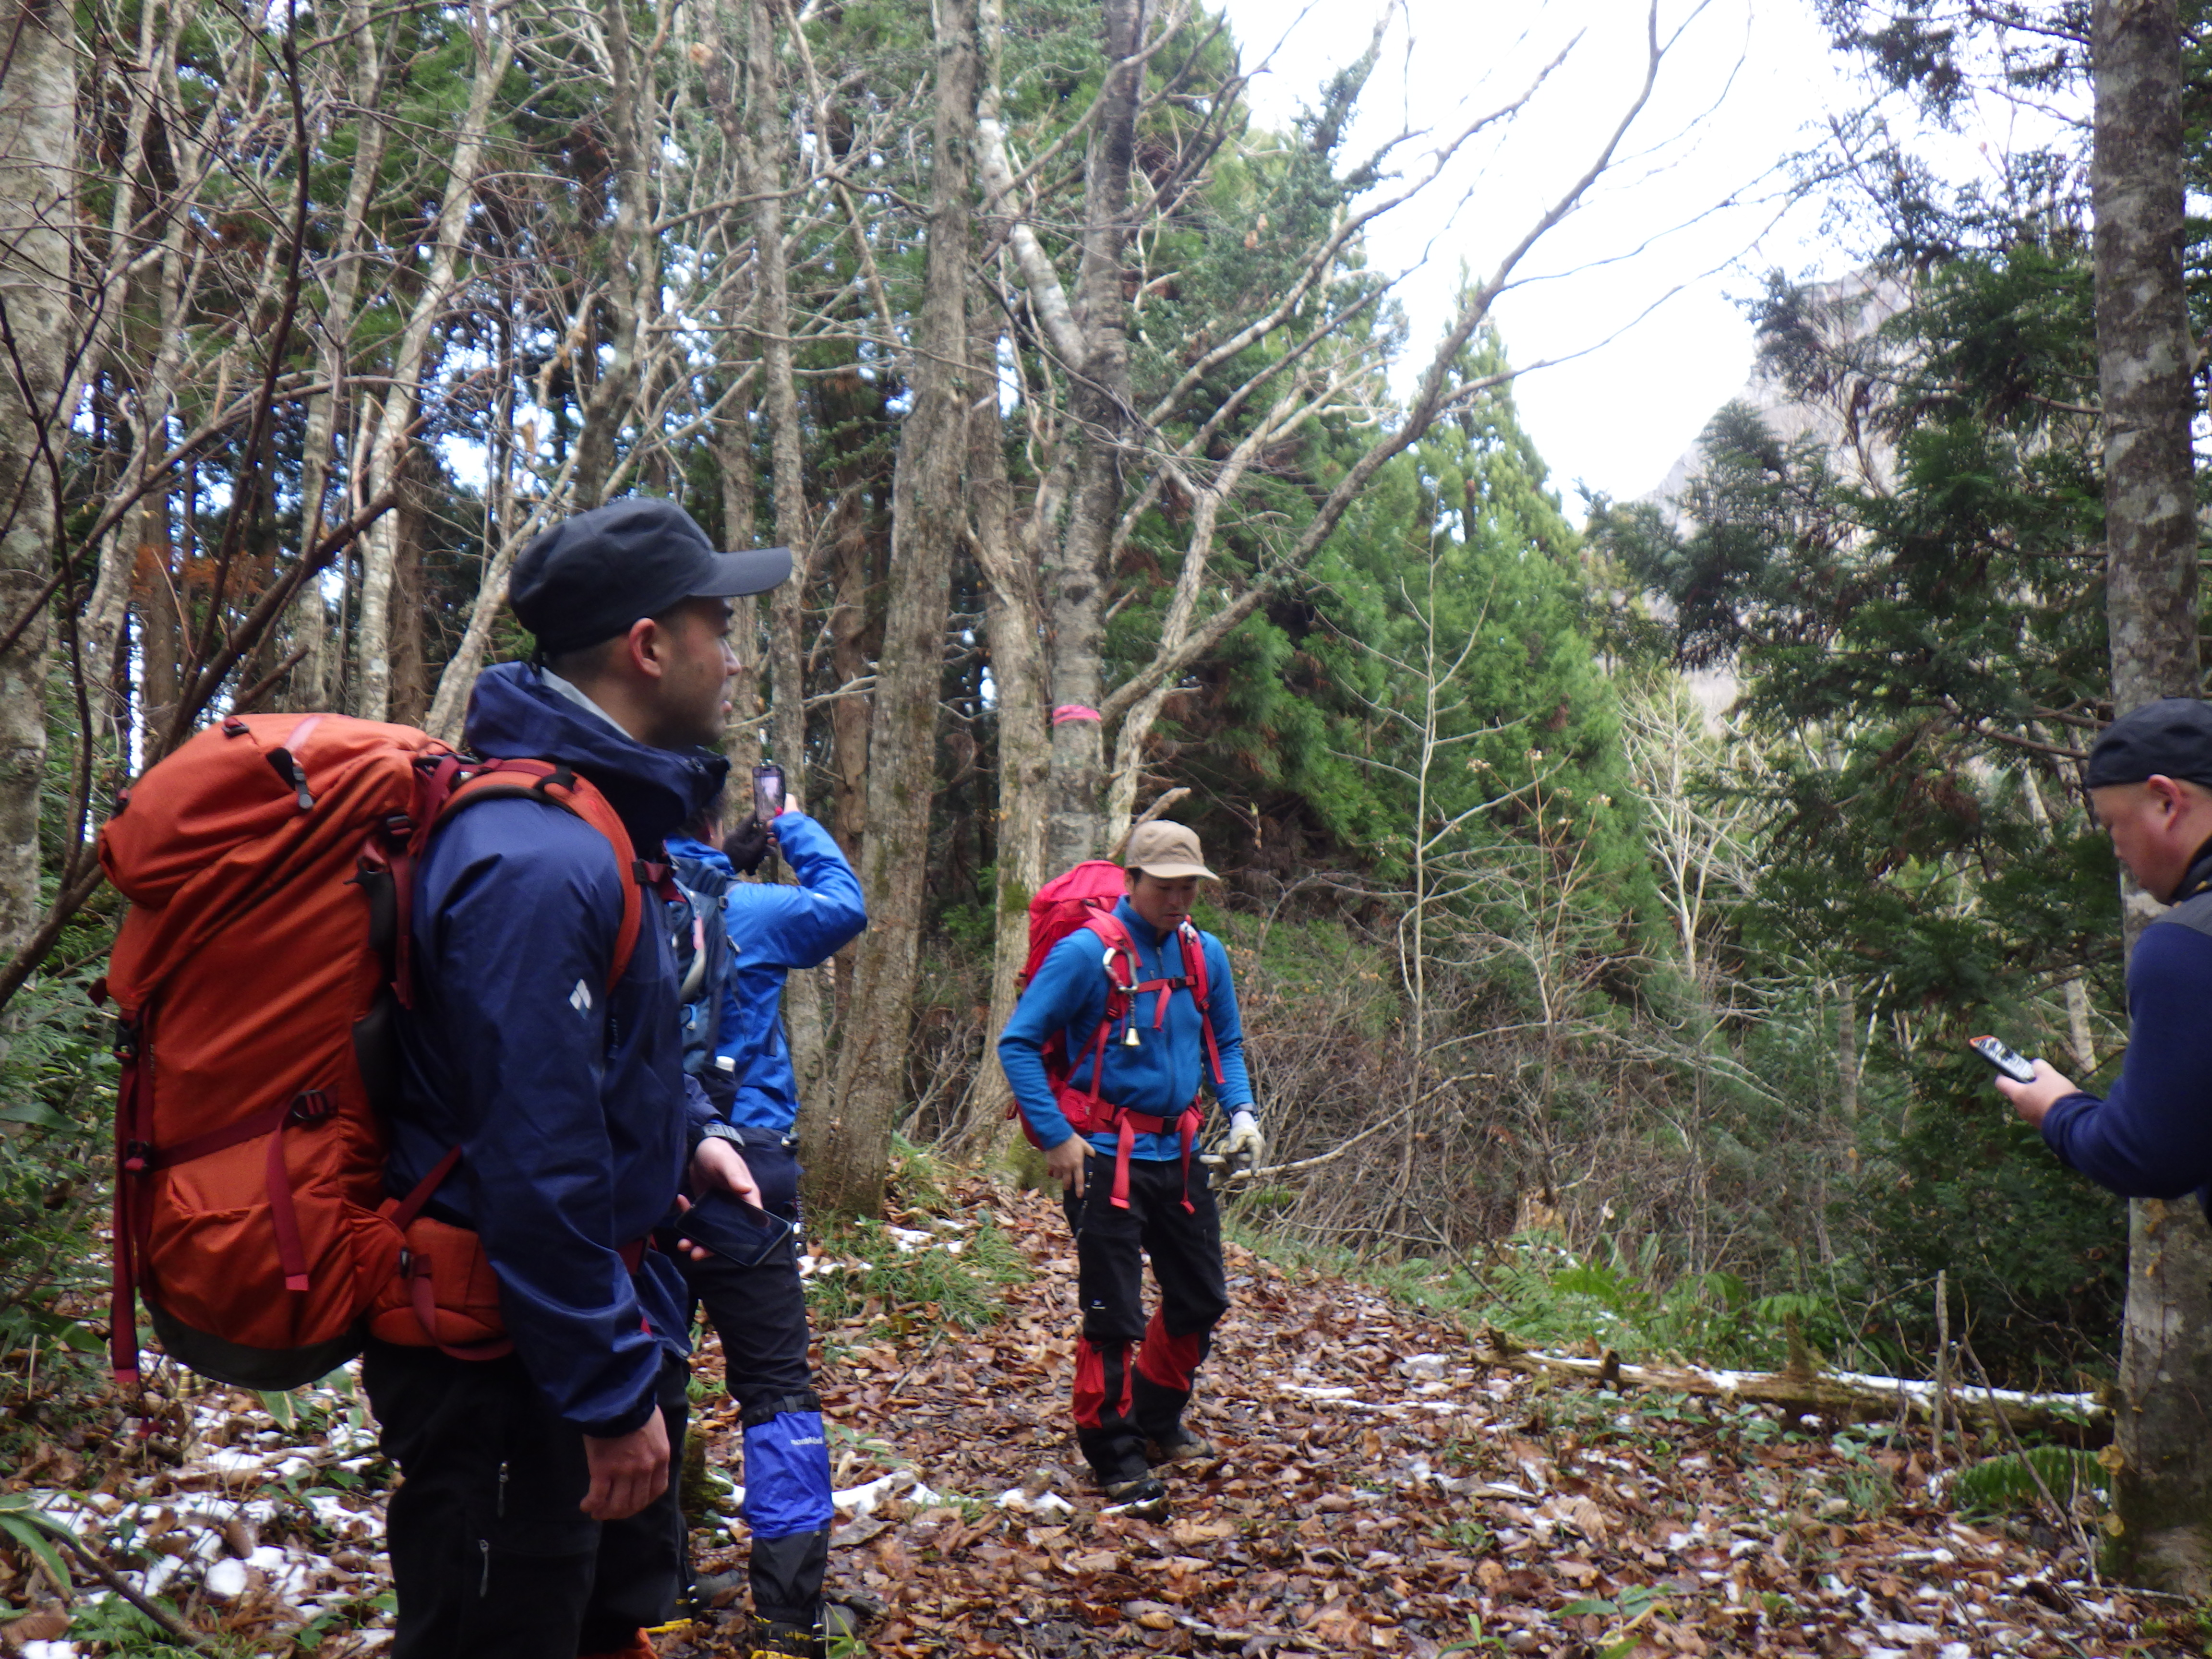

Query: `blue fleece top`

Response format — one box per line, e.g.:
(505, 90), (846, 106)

(388, 662), (723, 1436)
(2041, 890), (2212, 1220)
(667, 813), (867, 1134)
(998, 897), (1255, 1158)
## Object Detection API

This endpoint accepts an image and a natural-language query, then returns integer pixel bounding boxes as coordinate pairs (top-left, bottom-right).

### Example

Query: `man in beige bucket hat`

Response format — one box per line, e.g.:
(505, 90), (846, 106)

(998, 822), (1262, 1515)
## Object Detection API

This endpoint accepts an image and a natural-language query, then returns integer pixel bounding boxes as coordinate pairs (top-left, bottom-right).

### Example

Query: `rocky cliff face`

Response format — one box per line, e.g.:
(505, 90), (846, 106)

(1633, 270), (1910, 721)
(1641, 269), (1910, 511)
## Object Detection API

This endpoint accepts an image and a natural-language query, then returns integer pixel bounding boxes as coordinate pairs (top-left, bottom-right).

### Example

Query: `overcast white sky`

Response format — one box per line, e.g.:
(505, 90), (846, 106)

(1210, 0), (1871, 511)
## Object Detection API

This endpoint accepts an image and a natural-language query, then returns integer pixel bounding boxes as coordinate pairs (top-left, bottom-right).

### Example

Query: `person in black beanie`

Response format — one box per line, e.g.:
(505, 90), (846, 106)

(1997, 697), (2212, 1217)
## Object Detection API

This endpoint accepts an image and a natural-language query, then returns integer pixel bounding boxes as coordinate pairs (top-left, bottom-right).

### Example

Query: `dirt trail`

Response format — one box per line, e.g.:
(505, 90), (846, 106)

(676, 1180), (2171, 1658)
(0, 1176), (2178, 1657)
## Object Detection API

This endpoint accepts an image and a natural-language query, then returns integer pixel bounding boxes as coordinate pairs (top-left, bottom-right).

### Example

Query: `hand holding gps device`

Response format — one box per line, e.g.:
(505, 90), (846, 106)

(1969, 1034), (2039, 1085)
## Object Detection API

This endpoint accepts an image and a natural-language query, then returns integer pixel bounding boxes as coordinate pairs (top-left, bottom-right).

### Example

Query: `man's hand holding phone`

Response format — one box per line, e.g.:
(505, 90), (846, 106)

(1972, 1035), (2081, 1129)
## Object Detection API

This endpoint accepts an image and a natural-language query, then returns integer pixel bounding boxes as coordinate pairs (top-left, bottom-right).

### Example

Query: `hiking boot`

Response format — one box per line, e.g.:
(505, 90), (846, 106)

(1147, 1431), (1218, 1467)
(746, 1618), (823, 1659)
(1099, 1473), (1170, 1517)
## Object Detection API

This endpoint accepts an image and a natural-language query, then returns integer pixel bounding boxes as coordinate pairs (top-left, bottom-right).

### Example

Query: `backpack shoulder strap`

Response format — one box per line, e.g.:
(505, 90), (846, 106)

(1177, 924), (1226, 1089)
(1079, 910), (1142, 996)
(421, 758), (647, 989)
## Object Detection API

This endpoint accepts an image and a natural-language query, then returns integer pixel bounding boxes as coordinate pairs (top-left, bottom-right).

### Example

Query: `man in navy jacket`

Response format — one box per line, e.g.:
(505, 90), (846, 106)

(368, 498), (787, 1659)
(667, 801), (865, 1654)
(997, 822), (1261, 1514)
(1998, 697), (2212, 1221)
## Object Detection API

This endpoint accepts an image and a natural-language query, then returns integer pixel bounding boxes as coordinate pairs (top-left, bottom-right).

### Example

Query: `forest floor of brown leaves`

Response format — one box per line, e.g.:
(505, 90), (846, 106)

(0, 1172), (2195, 1658)
(668, 1177), (2188, 1659)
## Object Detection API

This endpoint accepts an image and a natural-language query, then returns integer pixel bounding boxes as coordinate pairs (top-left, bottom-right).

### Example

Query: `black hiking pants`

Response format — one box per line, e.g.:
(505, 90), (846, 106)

(362, 1341), (689, 1659)
(680, 1130), (832, 1630)
(1061, 1150), (1230, 1484)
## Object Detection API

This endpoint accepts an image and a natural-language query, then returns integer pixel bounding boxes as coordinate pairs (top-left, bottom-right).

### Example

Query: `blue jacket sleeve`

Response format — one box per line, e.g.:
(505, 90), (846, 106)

(733, 813), (867, 970)
(421, 804), (663, 1437)
(1201, 934), (1256, 1119)
(2041, 919), (2212, 1202)
(997, 931), (1100, 1149)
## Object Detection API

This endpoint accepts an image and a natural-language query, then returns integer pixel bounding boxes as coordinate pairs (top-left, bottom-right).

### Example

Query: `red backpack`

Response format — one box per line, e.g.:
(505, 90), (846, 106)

(96, 711), (651, 1390)
(1005, 860), (1225, 1208)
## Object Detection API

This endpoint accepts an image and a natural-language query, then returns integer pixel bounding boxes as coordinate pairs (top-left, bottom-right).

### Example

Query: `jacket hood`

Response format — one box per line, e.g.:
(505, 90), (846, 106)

(667, 831), (738, 899)
(463, 661), (728, 850)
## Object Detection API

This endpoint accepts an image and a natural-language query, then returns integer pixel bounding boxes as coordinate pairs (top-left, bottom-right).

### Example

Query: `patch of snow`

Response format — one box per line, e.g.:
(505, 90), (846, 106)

(832, 1469), (915, 1516)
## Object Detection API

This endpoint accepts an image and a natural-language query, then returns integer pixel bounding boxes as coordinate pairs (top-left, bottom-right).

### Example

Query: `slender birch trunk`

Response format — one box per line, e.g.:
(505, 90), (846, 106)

(0, 0), (75, 954)
(814, 0), (978, 1214)
(2092, 0), (2212, 1595)
(289, 6), (389, 711)
(354, 8), (510, 721)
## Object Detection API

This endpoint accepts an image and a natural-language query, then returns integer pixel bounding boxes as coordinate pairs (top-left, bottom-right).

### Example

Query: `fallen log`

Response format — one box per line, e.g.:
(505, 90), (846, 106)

(1474, 1326), (2109, 1436)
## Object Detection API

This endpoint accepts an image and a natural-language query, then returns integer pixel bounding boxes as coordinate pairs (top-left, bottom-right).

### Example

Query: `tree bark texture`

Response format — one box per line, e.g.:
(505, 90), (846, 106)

(2093, 0), (2212, 1596)
(814, 0), (977, 1214)
(719, 0), (835, 1146)
(353, 8), (508, 721)
(1041, 0), (1145, 872)
(0, 0), (74, 955)
(971, 313), (1051, 1158)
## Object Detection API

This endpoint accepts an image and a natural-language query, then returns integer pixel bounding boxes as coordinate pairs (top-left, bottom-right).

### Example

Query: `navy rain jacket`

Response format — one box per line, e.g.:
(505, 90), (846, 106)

(998, 896), (1255, 1159)
(387, 662), (723, 1436)
(2041, 843), (2212, 1221)
(668, 811), (866, 1136)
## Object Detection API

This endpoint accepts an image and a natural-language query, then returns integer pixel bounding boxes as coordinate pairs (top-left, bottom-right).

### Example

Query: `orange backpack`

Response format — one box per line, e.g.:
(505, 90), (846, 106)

(96, 711), (650, 1390)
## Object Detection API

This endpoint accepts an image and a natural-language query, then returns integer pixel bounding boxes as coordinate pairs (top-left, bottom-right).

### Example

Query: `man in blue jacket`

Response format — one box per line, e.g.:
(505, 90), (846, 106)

(997, 822), (1262, 1515)
(1998, 697), (2212, 1220)
(367, 497), (787, 1659)
(668, 795), (865, 1656)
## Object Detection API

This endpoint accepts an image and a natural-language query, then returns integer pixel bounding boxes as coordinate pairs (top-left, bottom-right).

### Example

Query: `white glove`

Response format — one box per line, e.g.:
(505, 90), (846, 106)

(1226, 1110), (1263, 1164)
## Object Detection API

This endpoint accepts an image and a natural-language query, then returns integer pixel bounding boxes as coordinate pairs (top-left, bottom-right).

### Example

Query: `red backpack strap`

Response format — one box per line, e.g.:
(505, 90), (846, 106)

(1177, 923), (1226, 1089)
(416, 759), (647, 991)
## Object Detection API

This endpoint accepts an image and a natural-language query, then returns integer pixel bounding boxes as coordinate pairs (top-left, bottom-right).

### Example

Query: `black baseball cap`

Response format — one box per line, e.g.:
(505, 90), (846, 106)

(509, 497), (792, 657)
(2084, 697), (2212, 791)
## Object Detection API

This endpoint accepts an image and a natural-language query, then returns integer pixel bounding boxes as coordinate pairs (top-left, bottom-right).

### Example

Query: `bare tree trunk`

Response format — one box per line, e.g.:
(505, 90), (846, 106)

(825, 502), (873, 854)
(2093, 0), (2212, 1596)
(1041, 0), (1145, 871)
(0, 0), (75, 954)
(970, 312), (1050, 1161)
(720, 0), (835, 1138)
(354, 6), (509, 721)
(387, 451), (433, 728)
(1836, 988), (1860, 1125)
(815, 0), (977, 1214)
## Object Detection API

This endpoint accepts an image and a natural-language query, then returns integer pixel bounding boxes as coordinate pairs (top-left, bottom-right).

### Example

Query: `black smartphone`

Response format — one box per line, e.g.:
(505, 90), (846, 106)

(752, 761), (783, 825)
(658, 1189), (793, 1269)
(1969, 1034), (2038, 1085)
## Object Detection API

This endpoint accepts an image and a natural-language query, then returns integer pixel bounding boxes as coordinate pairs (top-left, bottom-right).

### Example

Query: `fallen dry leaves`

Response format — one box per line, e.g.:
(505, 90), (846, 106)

(669, 1178), (2178, 1659)
(0, 1174), (2185, 1658)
